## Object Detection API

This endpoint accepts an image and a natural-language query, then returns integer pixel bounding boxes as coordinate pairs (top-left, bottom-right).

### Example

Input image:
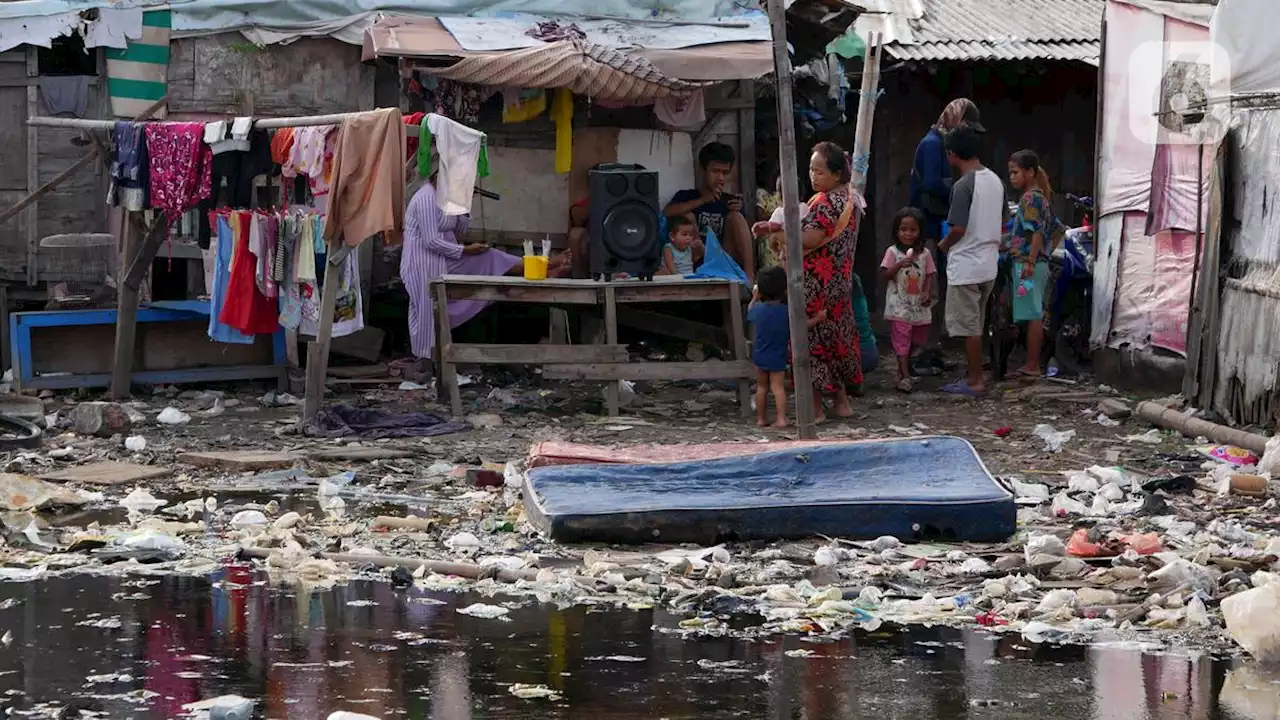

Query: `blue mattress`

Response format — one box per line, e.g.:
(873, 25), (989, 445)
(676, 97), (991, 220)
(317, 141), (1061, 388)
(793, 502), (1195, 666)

(523, 437), (1015, 544)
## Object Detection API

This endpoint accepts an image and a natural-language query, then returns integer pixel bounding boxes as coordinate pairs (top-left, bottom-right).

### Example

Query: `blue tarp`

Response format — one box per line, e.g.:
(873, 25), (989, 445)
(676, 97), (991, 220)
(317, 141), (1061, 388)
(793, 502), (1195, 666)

(524, 437), (1016, 544)
(688, 228), (750, 285)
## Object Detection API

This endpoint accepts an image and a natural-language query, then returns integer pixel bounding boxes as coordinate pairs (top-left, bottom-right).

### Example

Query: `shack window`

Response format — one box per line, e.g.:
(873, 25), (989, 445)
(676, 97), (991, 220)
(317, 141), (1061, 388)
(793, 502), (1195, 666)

(38, 33), (98, 76)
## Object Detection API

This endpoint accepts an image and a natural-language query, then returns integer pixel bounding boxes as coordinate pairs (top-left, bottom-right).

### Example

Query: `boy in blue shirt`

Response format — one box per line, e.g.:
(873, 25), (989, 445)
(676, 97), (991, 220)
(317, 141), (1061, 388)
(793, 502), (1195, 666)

(749, 266), (825, 427)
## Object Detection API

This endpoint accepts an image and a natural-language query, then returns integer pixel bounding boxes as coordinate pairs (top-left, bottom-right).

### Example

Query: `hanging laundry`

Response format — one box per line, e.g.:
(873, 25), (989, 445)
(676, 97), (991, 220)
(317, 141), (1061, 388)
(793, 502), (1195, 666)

(300, 250), (364, 339)
(286, 125), (336, 212)
(145, 122), (212, 222)
(324, 107), (406, 246)
(207, 213), (254, 344)
(270, 127), (295, 165)
(502, 89), (547, 124)
(38, 75), (92, 117)
(218, 210), (278, 335)
(431, 79), (483, 124)
(551, 88), (573, 174)
(654, 90), (706, 132)
(108, 121), (148, 211)
(404, 111), (426, 158)
(196, 129), (272, 249)
(296, 214), (317, 284)
(421, 113), (485, 216)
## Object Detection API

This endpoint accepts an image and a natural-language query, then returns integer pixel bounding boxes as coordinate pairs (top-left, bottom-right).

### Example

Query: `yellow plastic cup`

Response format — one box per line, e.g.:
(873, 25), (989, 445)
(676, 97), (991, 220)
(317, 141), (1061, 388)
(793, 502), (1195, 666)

(524, 255), (549, 281)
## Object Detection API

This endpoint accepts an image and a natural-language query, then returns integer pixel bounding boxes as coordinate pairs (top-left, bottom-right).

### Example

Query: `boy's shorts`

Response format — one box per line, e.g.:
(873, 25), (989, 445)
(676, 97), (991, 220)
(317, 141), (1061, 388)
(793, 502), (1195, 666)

(945, 280), (994, 337)
(1012, 261), (1050, 323)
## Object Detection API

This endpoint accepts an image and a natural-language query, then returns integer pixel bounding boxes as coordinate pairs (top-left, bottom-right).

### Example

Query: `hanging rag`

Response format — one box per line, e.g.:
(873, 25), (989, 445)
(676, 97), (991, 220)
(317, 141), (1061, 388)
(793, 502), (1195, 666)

(323, 108), (405, 246)
(525, 20), (586, 42)
(417, 114), (490, 181)
(404, 111), (426, 157)
(196, 129), (272, 249)
(422, 113), (485, 216)
(551, 88), (573, 174)
(109, 121), (148, 210)
(270, 127), (295, 165)
(38, 75), (92, 117)
(502, 88), (547, 124)
(654, 90), (706, 132)
(145, 122), (212, 222)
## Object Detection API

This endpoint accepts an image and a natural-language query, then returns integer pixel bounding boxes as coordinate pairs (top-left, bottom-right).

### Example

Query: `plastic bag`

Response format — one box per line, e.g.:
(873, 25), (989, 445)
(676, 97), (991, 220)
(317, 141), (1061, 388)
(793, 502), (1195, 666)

(1223, 583), (1280, 661)
(1025, 533), (1067, 563)
(1035, 424), (1076, 453)
(1051, 492), (1089, 517)
(1258, 435), (1280, 475)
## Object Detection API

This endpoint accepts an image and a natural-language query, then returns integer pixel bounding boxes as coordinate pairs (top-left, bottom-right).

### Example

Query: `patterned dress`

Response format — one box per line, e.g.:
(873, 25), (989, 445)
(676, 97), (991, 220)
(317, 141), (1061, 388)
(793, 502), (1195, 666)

(801, 187), (863, 393)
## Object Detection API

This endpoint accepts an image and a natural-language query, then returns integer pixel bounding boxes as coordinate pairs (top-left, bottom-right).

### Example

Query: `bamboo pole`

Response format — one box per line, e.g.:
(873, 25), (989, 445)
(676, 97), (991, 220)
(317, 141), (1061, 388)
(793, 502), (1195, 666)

(849, 32), (882, 197)
(1134, 401), (1268, 455)
(766, 0), (816, 439)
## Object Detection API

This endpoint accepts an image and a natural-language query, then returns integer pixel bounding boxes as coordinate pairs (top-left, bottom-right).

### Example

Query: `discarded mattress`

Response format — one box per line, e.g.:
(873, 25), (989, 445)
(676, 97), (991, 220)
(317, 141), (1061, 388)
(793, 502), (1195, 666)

(526, 440), (839, 468)
(523, 436), (1015, 544)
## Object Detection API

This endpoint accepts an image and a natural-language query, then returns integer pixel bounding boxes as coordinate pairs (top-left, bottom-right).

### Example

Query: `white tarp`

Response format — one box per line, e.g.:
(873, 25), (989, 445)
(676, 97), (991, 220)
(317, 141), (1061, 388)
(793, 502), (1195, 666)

(0, 6), (141, 53)
(1210, 0), (1280, 98)
(437, 13), (769, 52)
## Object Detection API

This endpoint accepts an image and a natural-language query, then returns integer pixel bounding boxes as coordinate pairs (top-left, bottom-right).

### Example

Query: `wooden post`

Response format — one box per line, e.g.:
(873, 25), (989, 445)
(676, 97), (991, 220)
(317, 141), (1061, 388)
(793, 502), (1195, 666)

(850, 33), (882, 197)
(110, 212), (141, 399)
(302, 244), (347, 422)
(737, 80), (757, 223)
(25, 47), (38, 287)
(435, 281), (462, 415)
(766, 0), (816, 439)
(603, 284), (620, 417)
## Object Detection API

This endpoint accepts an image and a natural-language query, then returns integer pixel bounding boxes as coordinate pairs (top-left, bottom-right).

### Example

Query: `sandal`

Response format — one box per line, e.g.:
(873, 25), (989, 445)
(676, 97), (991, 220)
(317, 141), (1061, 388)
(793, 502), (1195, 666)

(895, 378), (914, 393)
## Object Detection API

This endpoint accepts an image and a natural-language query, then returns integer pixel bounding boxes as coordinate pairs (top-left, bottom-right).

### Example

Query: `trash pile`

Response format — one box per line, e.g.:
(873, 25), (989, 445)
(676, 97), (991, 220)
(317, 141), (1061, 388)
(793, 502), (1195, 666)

(5, 380), (1280, 663)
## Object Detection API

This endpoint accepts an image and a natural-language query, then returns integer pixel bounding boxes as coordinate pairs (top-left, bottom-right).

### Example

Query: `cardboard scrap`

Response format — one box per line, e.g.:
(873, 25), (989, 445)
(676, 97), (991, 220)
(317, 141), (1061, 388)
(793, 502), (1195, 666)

(178, 451), (300, 471)
(40, 461), (172, 487)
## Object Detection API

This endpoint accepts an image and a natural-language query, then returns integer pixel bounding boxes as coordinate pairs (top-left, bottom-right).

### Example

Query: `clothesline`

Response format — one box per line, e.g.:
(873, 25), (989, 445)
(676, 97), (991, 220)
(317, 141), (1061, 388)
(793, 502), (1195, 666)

(26, 112), (430, 134)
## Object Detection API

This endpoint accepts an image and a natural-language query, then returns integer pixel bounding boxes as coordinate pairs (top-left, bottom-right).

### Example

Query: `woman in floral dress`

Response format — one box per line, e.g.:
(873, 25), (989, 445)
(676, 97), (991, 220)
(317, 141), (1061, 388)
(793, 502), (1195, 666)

(799, 141), (864, 422)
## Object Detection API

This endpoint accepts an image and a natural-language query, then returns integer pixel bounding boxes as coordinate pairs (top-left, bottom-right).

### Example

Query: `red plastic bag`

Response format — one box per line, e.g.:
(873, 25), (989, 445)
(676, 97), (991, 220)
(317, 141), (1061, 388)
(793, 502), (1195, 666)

(1066, 528), (1111, 557)
(1123, 532), (1162, 555)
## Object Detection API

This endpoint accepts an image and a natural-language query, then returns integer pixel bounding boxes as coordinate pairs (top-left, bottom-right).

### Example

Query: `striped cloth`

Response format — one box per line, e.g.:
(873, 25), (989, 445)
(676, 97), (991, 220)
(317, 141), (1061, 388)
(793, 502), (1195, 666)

(105, 9), (171, 118)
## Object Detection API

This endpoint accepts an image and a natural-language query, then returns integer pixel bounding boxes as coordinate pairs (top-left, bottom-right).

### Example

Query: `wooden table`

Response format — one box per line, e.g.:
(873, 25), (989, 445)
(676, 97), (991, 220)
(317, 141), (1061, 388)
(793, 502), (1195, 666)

(431, 275), (753, 417)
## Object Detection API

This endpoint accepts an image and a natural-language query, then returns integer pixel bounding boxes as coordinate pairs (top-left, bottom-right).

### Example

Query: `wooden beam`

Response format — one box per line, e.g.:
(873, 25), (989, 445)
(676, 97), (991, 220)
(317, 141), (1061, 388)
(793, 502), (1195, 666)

(738, 79), (757, 224)
(604, 285), (620, 416)
(24, 47), (37, 287)
(109, 212), (140, 399)
(443, 343), (628, 365)
(123, 221), (169, 291)
(541, 361), (756, 382)
(767, 0), (816, 438)
(303, 245), (347, 421)
(615, 306), (729, 348)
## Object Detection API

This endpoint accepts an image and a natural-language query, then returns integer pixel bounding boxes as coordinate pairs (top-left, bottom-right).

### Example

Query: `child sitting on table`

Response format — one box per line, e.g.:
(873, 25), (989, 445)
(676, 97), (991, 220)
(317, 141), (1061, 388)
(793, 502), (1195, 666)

(659, 215), (699, 276)
(749, 266), (826, 427)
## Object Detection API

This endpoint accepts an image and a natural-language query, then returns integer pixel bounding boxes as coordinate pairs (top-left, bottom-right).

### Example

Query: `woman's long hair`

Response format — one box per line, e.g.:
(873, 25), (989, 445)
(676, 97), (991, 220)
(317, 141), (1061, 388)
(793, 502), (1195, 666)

(1010, 149), (1053, 200)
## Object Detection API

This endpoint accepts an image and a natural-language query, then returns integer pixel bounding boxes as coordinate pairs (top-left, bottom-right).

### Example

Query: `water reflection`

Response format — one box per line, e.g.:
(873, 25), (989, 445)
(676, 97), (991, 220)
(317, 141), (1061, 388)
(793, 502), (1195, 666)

(0, 567), (1259, 719)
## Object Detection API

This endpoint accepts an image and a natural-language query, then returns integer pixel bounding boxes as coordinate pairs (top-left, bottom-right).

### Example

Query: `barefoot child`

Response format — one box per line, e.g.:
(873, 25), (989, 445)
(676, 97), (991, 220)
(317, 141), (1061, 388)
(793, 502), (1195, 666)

(880, 207), (936, 392)
(749, 266), (825, 426)
(659, 215), (698, 275)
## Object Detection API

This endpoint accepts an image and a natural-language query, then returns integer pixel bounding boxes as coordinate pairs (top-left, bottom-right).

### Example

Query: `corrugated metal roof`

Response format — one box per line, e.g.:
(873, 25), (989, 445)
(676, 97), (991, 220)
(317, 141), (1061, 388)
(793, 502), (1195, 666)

(858, 0), (1105, 64)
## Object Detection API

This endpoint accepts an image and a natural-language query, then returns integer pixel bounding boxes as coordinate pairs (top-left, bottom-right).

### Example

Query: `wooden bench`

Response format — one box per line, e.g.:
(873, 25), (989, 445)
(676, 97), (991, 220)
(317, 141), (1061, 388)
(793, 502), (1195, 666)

(431, 275), (752, 417)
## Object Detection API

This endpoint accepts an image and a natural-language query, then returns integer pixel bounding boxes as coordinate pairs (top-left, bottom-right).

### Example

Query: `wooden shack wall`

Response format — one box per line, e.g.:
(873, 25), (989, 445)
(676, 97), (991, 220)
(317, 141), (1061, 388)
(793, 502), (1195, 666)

(0, 47), (110, 286)
(864, 63), (1098, 314)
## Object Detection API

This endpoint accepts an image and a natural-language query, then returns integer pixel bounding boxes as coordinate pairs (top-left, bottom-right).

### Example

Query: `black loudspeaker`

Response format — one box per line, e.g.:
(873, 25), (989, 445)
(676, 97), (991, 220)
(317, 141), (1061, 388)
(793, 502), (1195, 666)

(588, 163), (661, 281)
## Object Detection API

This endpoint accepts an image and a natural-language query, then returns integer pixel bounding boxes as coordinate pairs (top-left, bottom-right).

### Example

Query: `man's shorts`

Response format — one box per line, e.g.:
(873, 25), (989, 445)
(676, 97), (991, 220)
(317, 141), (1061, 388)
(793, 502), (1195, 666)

(945, 280), (994, 338)
(1012, 261), (1050, 323)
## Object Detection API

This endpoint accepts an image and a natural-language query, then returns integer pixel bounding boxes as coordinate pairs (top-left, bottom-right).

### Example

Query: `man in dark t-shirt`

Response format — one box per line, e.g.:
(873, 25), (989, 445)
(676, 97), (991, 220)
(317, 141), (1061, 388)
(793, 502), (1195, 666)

(663, 142), (755, 279)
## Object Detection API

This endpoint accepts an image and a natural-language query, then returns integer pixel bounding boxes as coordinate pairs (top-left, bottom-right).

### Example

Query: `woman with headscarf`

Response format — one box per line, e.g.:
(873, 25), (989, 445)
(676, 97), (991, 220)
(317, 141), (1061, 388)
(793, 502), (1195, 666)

(798, 141), (864, 422)
(910, 98), (985, 242)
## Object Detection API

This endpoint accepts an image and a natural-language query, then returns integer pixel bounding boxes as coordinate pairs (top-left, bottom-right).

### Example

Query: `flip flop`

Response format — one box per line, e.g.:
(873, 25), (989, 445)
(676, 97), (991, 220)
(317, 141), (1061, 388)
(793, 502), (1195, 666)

(1012, 368), (1041, 380)
(895, 378), (914, 393)
(941, 380), (984, 398)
